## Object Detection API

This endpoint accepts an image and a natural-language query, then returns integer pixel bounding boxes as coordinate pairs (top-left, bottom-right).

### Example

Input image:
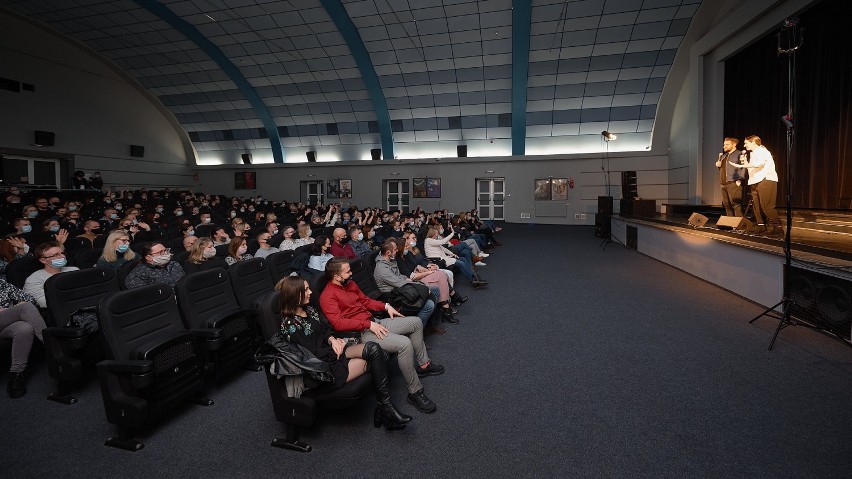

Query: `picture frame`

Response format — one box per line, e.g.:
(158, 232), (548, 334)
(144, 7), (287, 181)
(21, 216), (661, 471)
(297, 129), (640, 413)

(534, 179), (551, 201)
(326, 179), (340, 199)
(413, 178), (441, 198)
(339, 179), (352, 198)
(551, 178), (568, 201)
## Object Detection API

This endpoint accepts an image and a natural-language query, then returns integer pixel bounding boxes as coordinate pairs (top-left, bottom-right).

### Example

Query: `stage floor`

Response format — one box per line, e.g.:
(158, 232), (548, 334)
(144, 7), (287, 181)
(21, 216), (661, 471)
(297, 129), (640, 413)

(620, 208), (852, 267)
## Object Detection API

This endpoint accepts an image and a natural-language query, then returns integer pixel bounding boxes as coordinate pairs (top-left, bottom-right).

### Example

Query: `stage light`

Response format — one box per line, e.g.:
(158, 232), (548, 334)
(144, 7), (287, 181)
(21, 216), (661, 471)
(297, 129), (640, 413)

(601, 131), (617, 141)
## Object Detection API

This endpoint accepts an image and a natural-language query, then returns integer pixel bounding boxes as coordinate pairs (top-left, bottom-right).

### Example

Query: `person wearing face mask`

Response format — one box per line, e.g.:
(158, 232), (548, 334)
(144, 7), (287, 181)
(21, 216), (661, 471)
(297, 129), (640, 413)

(76, 220), (102, 244)
(13, 218), (32, 236)
(96, 231), (138, 270)
(347, 226), (371, 257)
(181, 238), (226, 274)
(124, 242), (185, 289)
(99, 208), (119, 230)
(307, 235), (334, 273)
(277, 226), (300, 251)
(40, 219), (70, 248)
(225, 237), (253, 266)
(23, 242), (80, 309)
(254, 232), (281, 259)
(329, 228), (357, 259)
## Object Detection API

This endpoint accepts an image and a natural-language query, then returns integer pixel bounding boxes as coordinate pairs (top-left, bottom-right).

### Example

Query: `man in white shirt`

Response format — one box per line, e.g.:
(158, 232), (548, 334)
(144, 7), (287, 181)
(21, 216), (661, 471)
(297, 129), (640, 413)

(739, 135), (781, 236)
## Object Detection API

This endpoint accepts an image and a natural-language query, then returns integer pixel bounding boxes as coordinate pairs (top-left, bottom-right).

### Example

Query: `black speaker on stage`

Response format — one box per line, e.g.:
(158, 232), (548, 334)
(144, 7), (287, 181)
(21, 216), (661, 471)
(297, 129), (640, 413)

(621, 171), (637, 200)
(457, 145), (467, 157)
(34, 130), (55, 146)
(306, 151), (316, 162)
(595, 196), (613, 239)
(241, 153), (252, 165)
(130, 145), (145, 157)
(371, 148), (381, 161)
(788, 266), (852, 340)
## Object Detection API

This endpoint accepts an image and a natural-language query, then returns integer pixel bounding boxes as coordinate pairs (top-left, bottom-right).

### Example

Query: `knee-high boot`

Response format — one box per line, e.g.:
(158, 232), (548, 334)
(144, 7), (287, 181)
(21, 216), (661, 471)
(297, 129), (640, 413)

(363, 342), (412, 429)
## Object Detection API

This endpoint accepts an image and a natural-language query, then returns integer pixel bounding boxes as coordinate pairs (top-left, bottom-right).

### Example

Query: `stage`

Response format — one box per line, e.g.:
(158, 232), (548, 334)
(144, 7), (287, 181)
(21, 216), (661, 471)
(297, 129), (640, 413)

(608, 206), (852, 341)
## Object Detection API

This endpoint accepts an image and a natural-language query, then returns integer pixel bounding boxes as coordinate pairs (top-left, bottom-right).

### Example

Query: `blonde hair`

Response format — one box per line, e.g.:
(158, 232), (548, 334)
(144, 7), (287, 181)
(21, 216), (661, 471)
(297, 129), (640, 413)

(187, 237), (212, 264)
(101, 230), (136, 263)
(298, 223), (311, 239)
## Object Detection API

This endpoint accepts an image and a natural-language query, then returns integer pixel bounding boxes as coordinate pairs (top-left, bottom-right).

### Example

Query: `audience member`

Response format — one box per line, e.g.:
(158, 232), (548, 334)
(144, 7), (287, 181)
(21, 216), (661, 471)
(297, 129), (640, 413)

(225, 236), (252, 266)
(0, 277), (45, 398)
(124, 242), (184, 289)
(96, 230), (138, 270)
(23, 241), (79, 308)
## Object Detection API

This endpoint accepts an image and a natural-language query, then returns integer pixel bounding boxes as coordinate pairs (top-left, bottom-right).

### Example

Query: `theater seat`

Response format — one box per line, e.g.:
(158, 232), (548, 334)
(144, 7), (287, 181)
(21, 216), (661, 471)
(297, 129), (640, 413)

(96, 284), (220, 451)
(255, 290), (372, 452)
(43, 268), (120, 404)
(176, 268), (258, 379)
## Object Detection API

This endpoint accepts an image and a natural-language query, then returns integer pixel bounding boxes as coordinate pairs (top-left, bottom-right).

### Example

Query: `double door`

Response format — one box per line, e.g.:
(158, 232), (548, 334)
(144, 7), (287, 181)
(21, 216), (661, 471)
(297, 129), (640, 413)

(476, 178), (505, 220)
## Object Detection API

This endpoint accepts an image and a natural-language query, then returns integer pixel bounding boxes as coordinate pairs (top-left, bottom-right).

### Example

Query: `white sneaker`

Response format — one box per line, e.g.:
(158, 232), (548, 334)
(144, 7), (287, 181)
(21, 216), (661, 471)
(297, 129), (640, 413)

(478, 253), (489, 258)
(475, 261), (486, 266)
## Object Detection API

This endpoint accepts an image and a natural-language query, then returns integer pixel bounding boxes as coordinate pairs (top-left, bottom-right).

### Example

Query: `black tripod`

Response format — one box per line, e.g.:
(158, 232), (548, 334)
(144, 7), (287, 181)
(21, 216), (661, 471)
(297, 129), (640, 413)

(748, 19), (802, 350)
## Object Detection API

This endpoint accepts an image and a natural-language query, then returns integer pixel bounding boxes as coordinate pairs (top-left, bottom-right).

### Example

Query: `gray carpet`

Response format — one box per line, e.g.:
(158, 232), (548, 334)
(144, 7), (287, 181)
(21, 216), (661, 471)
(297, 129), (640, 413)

(2, 224), (851, 478)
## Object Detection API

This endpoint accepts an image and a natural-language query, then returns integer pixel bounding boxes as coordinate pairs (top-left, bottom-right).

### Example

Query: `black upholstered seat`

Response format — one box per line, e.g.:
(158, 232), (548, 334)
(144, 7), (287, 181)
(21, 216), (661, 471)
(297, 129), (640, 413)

(43, 267), (120, 404)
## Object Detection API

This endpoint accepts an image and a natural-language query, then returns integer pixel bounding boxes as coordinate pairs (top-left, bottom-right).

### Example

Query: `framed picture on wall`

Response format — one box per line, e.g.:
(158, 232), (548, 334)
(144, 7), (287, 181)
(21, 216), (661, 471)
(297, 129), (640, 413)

(339, 179), (352, 198)
(234, 171), (257, 190)
(413, 178), (427, 198)
(534, 179), (551, 200)
(426, 178), (441, 198)
(326, 179), (340, 199)
(551, 178), (568, 201)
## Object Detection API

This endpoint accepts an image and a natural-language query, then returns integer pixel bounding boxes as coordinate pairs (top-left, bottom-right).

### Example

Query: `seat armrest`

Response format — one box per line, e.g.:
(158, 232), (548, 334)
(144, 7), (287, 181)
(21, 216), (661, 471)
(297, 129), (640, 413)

(43, 326), (88, 339)
(189, 328), (224, 350)
(98, 359), (154, 374)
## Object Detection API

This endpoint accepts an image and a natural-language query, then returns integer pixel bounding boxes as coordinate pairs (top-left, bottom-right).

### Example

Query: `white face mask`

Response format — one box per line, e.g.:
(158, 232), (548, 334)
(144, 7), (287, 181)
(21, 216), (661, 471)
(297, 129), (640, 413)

(237, 246), (248, 255)
(152, 253), (172, 266)
(410, 240), (417, 247)
(202, 248), (216, 259)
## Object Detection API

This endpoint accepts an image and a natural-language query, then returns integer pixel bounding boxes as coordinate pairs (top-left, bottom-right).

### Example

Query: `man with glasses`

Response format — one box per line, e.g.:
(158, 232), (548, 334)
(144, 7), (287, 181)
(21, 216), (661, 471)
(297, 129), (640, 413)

(124, 242), (185, 289)
(23, 242), (79, 308)
(253, 232), (279, 259)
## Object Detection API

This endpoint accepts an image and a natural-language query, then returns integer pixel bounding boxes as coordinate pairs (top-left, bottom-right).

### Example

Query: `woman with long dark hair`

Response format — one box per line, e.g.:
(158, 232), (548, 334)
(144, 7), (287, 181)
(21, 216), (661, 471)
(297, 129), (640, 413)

(276, 276), (411, 429)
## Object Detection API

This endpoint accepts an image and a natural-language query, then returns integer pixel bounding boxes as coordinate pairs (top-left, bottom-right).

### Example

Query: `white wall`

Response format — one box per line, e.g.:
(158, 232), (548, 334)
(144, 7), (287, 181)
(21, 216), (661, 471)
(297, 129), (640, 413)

(0, 9), (196, 189)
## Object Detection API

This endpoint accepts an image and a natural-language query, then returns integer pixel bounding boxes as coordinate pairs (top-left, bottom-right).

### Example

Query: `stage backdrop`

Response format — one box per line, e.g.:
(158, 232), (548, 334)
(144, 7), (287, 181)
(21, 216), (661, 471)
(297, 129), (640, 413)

(724, 0), (852, 210)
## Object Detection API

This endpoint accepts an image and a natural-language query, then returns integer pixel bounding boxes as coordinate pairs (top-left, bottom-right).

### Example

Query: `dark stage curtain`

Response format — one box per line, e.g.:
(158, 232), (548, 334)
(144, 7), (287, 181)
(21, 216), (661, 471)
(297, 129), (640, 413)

(724, 0), (852, 210)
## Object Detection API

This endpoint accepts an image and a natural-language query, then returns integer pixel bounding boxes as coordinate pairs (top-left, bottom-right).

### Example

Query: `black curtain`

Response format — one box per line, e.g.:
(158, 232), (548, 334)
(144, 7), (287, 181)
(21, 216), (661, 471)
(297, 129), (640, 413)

(724, 0), (852, 210)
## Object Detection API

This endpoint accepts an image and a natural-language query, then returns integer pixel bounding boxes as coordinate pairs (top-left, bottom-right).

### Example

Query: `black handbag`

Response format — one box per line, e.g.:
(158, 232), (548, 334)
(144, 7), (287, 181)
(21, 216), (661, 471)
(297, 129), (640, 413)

(388, 282), (429, 309)
(66, 306), (99, 334)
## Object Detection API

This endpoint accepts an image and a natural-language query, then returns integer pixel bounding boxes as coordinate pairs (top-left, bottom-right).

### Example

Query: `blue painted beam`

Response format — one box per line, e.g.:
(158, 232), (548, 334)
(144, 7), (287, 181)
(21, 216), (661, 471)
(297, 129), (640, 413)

(133, 0), (285, 163)
(512, 0), (532, 156)
(321, 0), (394, 160)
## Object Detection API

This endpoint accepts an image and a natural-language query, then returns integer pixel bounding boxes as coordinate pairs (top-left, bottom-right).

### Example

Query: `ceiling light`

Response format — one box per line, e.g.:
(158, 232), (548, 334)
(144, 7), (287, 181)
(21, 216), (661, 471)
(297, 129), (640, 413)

(601, 131), (617, 141)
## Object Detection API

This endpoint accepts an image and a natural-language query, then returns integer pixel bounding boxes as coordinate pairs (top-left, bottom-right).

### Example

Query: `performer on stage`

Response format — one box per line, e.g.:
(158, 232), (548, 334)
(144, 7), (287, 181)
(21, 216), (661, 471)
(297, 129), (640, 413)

(715, 137), (746, 217)
(736, 135), (781, 236)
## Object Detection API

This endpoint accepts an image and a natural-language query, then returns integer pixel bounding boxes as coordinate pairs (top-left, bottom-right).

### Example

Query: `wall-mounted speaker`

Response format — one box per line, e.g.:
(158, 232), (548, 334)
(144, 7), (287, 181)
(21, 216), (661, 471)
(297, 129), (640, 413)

(241, 153), (252, 165)
(306, 151), (317, 162)
(457, 145), (468, 157)
(371, 148), (381, 161)
(130, 145), (145, 157)
(34, 130), (55, 147)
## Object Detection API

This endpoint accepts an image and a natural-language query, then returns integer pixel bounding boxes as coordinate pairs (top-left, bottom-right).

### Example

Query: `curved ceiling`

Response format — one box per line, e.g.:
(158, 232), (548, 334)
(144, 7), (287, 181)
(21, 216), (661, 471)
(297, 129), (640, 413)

(2, 0), (701, 163)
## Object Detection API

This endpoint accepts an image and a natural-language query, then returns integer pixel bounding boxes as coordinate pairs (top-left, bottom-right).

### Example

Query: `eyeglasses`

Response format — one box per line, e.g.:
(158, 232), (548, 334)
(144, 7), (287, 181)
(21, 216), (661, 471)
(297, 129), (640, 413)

(42, 251), (65, 260)
(149, 248), (171, 256)
(116, 238), (131, 244)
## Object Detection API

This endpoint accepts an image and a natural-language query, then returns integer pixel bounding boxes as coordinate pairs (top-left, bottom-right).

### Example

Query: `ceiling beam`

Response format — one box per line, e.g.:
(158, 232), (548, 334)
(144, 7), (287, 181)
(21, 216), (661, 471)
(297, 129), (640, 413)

(132, 0), (285, 163)
(512, 0), (532, 156)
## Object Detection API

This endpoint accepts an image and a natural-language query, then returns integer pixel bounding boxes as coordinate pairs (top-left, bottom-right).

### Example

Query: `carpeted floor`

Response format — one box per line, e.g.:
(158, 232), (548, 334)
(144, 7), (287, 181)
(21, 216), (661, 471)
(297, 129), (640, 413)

(2, 224), (851, 478)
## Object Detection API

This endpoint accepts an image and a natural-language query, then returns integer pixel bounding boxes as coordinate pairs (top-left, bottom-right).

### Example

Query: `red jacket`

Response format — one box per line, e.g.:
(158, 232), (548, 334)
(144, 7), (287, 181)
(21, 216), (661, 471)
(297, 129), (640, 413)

(329, 241), (357, 259)
(320, 280), (385, 332)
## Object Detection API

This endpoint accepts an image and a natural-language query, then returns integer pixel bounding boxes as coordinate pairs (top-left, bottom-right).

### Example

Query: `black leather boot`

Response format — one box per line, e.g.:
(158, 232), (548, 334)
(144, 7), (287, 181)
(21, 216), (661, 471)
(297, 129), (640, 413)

(363, 342), (411, 429)
(439, 302), (459, 323)
(7, 371), (26, 398)
(450, 291), (468, 306)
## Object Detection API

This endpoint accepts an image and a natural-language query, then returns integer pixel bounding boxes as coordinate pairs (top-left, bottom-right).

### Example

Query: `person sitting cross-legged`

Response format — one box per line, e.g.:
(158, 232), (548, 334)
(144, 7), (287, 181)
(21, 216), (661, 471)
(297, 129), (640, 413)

(320, 257), (443, 413)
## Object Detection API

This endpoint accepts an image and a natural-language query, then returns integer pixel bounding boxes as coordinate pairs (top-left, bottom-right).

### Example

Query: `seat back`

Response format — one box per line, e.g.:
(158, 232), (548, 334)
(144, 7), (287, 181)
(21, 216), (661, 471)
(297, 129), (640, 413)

(228, 257), (274, 309)
(44, 268), (119, 328)
(98, 284), (205, 410)
(6, 256), (43, 289)
(308, 273), (329, 311)
(175, 268), (255, 376)
(349, 258), (381, 299)
(116, 259), (140, 289)
(267, 250), (295, 284)
(74, 248), (103, 269)
(214, 244), (229, 258)
(64, 237), (93, 264)
(175, 268), (242, 330)
(98, 284), (191, 361)
(256, 290), (281, 339)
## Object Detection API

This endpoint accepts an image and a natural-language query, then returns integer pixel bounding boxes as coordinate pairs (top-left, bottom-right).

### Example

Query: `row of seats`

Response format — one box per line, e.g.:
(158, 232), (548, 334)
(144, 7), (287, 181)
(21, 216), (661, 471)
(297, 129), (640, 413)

(39, 250), (405, 451)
